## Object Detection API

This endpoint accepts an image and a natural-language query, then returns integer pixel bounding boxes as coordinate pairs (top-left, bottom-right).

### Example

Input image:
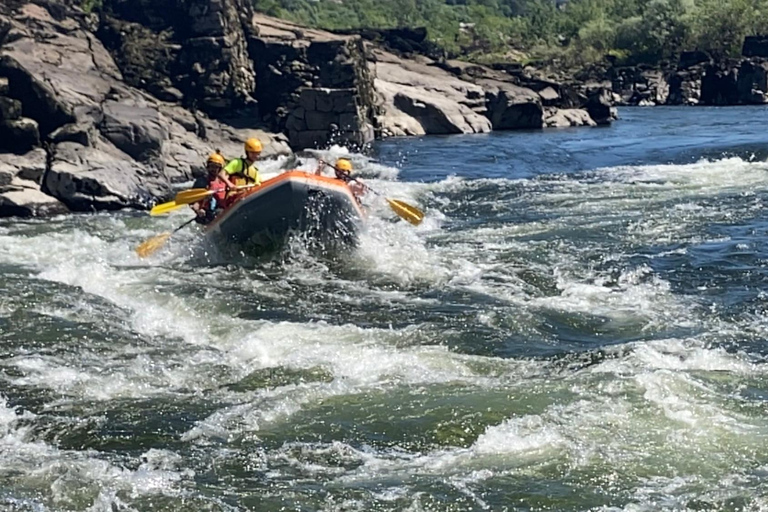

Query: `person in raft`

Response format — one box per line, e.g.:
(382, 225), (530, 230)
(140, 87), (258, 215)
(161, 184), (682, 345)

(219, 138), (263, 198)
(190, 151), (228, 224)
(316, 158), (366, 199)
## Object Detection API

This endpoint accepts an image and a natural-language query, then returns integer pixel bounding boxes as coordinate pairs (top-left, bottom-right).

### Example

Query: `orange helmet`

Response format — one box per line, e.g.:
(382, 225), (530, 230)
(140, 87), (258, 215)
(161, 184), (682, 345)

(244, 138), (263, 154)
(207, 152), (226, 167)
(335, 158), (353, 174)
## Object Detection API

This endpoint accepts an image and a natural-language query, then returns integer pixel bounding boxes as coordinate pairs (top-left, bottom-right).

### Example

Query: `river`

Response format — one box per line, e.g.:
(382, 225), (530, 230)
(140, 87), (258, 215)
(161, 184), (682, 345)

(2, 107), (768, 511)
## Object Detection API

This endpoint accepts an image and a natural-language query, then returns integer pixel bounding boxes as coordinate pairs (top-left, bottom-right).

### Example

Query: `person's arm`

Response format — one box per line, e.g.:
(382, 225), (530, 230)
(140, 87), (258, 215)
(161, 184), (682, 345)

(350, 181), (366, 197)
(218, 168), (238, 189)
(190, 201), (208, 217)
(315, 159), (326, 175)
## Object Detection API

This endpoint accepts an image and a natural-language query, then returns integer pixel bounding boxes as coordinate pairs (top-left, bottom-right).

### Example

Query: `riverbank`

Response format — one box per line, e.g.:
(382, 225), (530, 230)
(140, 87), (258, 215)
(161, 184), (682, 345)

(0, 0), (616, 218)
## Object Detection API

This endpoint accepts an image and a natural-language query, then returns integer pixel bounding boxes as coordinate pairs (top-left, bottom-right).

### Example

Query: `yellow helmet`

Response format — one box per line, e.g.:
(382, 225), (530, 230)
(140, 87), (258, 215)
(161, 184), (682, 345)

(244, 138), (263, 154)
(207, 152), (225, 166)
(335, 158), (353, 173)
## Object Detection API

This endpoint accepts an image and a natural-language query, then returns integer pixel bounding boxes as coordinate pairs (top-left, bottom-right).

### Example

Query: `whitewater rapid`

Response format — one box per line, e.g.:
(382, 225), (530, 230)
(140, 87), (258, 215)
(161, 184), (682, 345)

(3, 125), (768, 510)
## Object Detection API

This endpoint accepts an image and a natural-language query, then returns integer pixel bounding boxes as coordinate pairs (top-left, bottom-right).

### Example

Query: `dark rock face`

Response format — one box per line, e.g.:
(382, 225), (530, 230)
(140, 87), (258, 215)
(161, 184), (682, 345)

(0, 1), (289, 217)
(250, 15), (378, 150)
(667, 67), (703, 105)
(0, 118), (39, 153)
(483, 80), (544, 130)
(98, 6), (382, 150)
(96, 15), (181, 102)
(610, 66), (669, 106)
(97, 0), (258, 117)
(606, 48), (768, 107)
(737, 60), (768, 103)
(585, 88), (617, 125)
(743, 36), (768, 58)
(0, 96), (21, 119)
(701, 62), (741, 105)
(700, 59), (768, 105)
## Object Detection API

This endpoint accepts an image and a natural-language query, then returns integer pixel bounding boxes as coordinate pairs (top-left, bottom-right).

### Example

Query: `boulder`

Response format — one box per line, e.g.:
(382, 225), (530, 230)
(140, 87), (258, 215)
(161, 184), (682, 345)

(372, 49), (491, 136)
(544, 108), (596, 128)
(0, 54), (77, 136)
(49, 122), (91, 146)
(45, 141), (168, 211)
(0, 147), (46, 186)
(586, 89), (617, 126)
(0, 185), (67, 217)
(481, 80), (543, 130)
(0, 117), (40, 153)
(0, 148), (64, 217)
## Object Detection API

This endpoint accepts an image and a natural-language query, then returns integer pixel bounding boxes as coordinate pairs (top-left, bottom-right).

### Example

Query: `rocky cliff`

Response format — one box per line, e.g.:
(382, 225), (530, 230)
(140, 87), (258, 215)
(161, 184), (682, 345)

(607, 39), (768, 107)
(249, 14), (378, 150)
(0, 0), (289, 217)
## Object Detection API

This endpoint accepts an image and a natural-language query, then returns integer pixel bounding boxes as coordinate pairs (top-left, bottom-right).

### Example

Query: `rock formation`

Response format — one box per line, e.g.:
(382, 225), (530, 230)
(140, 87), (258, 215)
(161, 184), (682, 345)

(372, 50), (491, 136)
(250, 14), (377, 150)
(371, 48), (607, 136)
(0, 0), (289, 217)
(605, 43), (768, 107)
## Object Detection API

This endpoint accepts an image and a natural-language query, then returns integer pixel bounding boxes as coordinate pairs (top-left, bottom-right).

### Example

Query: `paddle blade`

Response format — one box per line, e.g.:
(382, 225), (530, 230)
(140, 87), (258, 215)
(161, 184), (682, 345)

(387, 199), (424, 226)
(135, 232), (171, 258)
(150, 201), (185, 216)
(175, 188), (213, 205)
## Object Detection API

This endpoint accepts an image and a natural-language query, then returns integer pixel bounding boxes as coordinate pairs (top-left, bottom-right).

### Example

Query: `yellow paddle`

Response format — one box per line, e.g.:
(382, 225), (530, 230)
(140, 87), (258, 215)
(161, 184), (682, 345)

(148, 189), (212, 217)
(135, 217), (197, 258)
(385, 198), (424, 226)
(150, 201), (186, 216)
(175, 185), (255, 204)
(174, 188), (215, 203)
(320, 160), (424, 226)
(149, 185), (255, 216)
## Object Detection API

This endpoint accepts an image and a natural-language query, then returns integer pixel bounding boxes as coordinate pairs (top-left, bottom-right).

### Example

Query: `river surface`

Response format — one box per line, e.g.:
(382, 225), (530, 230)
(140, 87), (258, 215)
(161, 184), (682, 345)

(3, 107), (768, 511)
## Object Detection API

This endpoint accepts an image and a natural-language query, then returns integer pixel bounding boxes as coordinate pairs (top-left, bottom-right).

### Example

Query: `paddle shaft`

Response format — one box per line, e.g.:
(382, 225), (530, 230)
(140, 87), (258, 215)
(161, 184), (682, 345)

(173, 217), (198, 233)
(328, 166), (379, 196)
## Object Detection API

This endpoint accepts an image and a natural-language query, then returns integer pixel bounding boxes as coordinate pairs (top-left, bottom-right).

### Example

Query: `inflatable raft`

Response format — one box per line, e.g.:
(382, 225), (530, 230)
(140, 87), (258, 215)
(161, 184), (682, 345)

(203, 170), (365, 254)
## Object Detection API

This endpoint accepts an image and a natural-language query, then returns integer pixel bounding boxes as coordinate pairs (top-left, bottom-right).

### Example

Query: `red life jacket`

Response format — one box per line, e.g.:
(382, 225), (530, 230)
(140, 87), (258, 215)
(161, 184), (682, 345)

(201, 178), (228, 210)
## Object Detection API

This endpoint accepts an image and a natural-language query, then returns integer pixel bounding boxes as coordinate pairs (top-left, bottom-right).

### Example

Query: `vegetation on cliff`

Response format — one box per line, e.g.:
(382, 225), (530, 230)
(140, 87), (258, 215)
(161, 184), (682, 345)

(252, 0), (768, 66)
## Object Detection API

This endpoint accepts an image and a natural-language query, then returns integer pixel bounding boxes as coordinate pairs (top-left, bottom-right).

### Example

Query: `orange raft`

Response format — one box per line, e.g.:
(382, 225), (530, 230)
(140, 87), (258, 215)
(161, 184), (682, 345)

(203, 170), (366, 253)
